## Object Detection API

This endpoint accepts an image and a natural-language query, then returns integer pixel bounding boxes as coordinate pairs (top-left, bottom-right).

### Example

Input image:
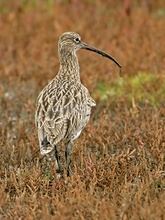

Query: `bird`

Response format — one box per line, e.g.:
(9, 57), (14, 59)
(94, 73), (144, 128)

(35, 32), (122, 178)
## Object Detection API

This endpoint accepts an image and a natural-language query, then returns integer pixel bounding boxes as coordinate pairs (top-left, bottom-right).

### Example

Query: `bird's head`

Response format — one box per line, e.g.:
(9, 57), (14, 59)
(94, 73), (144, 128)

(58, 32), (122, 76)
(58, 32), (82, 55)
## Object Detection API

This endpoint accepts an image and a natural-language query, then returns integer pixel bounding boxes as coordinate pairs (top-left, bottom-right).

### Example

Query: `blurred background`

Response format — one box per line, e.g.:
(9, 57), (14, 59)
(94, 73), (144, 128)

(0, 0), (165, 107)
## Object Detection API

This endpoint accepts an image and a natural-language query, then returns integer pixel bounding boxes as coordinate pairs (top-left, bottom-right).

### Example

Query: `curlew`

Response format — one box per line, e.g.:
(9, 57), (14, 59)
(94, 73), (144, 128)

(35, 32), (122, 178)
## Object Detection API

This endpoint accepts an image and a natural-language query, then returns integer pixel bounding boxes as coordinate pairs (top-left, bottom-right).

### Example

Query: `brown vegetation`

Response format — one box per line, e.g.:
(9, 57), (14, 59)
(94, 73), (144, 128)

(0, 1), (165, 219)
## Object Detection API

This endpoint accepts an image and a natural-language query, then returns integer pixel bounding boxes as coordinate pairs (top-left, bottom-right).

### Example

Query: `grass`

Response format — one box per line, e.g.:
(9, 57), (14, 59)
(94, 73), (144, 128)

(95, 72), (165, 106)
(0, 1), (165, 219)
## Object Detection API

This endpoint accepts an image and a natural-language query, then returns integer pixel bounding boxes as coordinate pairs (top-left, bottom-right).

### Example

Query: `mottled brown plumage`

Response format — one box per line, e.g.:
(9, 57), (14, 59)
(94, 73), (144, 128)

(35, 32), (121, 177)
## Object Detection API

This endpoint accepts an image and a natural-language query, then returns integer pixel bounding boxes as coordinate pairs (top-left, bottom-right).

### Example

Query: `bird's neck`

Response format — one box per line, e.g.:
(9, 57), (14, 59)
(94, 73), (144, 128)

(58, 52), (81, 82)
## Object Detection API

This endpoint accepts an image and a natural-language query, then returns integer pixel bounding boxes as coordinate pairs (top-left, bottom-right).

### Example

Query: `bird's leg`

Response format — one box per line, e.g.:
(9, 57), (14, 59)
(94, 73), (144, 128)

(54, 145), (62, 178)
(65, 141), (72, 176)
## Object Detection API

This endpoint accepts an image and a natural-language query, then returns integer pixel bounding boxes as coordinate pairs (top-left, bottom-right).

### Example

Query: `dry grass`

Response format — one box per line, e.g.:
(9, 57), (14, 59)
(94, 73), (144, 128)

(0, 1), (165, 219)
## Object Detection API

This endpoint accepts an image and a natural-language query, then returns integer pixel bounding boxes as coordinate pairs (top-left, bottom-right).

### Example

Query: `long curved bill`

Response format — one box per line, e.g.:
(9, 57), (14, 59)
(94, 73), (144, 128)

(81, 42), (122, 77)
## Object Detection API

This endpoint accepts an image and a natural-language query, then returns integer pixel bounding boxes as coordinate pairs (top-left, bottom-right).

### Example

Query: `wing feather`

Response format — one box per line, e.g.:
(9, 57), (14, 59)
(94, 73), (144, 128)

(35, 80), (95, 152)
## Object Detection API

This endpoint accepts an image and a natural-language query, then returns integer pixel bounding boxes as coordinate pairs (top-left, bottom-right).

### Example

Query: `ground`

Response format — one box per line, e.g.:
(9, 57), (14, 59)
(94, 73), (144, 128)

(0, 1), (165, 219)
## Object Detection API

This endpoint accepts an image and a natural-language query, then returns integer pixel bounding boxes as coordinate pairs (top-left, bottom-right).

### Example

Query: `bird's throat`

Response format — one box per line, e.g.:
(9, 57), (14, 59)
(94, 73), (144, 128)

(58, 53), (80, 81)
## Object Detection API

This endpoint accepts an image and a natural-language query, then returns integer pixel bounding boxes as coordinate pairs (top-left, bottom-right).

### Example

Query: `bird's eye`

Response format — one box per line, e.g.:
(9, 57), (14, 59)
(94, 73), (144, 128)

(74, 38), (80, 43)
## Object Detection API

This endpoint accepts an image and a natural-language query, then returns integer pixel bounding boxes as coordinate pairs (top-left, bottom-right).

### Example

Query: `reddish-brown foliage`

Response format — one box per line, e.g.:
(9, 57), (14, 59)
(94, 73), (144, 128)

(0, 1), (164, 219)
